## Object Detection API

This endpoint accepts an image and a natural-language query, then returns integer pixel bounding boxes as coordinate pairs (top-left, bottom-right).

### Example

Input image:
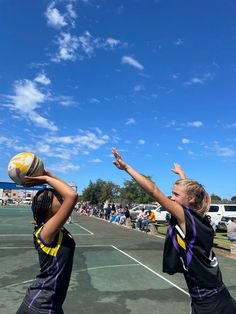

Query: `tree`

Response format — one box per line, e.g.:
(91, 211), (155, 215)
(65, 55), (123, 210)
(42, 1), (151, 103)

(231, 196), (236, 203)
(210, 194), (221, 202)
(81, 179), (120, 204)
(120, 176), (155, 204)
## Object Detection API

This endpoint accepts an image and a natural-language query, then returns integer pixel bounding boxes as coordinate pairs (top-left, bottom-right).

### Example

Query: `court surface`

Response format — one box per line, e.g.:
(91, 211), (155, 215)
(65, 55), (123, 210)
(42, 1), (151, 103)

(0, 206), (235, 314)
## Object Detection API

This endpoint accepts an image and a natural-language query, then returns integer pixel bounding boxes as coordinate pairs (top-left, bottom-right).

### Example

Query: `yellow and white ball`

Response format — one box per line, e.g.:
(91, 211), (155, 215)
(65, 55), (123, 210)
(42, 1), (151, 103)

(8, 152), (44, 185)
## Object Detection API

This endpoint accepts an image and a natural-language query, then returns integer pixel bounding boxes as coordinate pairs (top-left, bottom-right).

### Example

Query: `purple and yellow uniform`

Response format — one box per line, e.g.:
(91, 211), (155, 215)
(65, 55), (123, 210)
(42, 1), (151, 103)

(16, 226), (75, 314)
(163, 207), (236, 313)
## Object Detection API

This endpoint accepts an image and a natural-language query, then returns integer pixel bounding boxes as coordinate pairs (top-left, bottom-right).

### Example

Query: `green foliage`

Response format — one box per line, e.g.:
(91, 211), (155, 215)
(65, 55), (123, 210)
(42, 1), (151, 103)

(210, 194), (221, 202)
(81, 179), (120, 204)
(231, 196), (236, 202)
(120, 176), (155, 204)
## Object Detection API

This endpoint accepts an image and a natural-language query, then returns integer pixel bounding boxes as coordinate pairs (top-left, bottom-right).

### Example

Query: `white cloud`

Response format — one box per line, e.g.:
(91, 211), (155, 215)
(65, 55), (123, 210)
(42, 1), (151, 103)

(104, 37), (123, 49)
(47, 130), (109, 150)
(126, 118), (136, 125)
(214, 145), (235, 157)
(138, 139), (145, 145)
(134, 85), (145, 92)
(89, 98), (100, 104)
(45, 2), (67, 29)
(34, 73), (51, 86)
(182, 138), (191, 144)
(53, 95), (76, 107)
(174, 38), (184, 46)
(49, 161), (80, 173)
(53, 32), (79, 62)
(89, 158), (102, 163)
(121, 56), (144, 70)
(186, 121), (203, 127)
(184, 72), (213, 86)
(5, 79), (57, 131)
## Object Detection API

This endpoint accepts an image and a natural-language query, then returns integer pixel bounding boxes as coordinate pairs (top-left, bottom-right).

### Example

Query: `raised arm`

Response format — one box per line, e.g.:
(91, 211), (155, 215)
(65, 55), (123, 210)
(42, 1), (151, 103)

(112, 148), (185, 224)
(171, 162), (186, 179)
(24, 172), (78, 244)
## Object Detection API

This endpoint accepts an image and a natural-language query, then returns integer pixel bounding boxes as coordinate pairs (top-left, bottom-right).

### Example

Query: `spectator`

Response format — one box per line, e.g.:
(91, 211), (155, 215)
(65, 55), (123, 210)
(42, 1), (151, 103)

(142, 209), (156, 231)
(136, 208), (147, 230)
(119, 206), (130, 225)
(227, 217), (236, 241)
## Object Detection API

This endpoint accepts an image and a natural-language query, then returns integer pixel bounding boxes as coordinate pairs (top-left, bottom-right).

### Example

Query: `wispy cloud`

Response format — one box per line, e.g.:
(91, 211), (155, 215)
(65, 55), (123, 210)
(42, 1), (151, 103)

(89, 158), (103, 163)
(49, 161), (80, 173)
(45, 1), (77, 30)
(182, 138), (191, 144)
(138, 139), (145, 145)
(125, 118), (136, 125)
(4, 78), (57, 131)
(52, 30), (126, 63)
(186, 121), (203, 127)
(121, 56), (144, 70)
(213, 144), (236, 157)
(134, 85), (145, 92)
(45, 2), (68, 29)
(34, 73), (51, 85)
(184, 72), (213, 86)
(174, 38), (184, 46)
(52, 32), (79, 62)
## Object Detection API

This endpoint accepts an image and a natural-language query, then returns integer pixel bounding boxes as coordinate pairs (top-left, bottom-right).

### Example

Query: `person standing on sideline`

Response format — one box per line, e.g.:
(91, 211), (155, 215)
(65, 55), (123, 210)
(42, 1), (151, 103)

(16, 169), (78, 314)
(227, 217), (236, 241)
(112, 147), (236, 314)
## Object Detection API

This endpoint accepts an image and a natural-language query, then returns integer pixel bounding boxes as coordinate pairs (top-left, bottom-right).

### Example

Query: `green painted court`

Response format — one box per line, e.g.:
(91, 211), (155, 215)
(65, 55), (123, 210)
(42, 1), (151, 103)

(0, 206), (235, 314)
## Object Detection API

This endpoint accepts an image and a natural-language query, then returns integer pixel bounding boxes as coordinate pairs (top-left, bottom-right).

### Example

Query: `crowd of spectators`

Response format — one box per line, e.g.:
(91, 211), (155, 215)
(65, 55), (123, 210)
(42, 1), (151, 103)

(75, 202), (157, 232)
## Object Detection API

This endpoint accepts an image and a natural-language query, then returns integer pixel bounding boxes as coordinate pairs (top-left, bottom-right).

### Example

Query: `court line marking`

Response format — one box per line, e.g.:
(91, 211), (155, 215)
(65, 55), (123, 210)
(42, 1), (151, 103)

(78, 264), (140, 272)
(0, 244), (190, 297)
(112, 245), (190, 297)
(0, 244), (112, 249)
(72, 222), (94, 235)
(0, 233), (92, 237)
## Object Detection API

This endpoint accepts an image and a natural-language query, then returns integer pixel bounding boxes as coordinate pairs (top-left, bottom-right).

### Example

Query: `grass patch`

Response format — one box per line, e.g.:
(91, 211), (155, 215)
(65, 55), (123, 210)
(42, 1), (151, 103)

(157, 224), (231, 251)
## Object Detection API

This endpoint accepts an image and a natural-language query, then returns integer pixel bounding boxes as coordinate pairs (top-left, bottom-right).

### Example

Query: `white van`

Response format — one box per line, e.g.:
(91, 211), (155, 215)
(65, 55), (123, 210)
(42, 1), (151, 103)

(207, 204), (236, 228)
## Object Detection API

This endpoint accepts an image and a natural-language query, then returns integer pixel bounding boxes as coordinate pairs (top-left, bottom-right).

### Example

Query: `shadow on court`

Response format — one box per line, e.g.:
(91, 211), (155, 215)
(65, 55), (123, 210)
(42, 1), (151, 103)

(0, 208), (235, 314)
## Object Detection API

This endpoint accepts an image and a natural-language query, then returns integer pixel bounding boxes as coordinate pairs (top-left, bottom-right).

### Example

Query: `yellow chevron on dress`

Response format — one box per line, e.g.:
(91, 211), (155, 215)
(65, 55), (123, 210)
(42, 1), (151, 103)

(177, 234), (186, 250)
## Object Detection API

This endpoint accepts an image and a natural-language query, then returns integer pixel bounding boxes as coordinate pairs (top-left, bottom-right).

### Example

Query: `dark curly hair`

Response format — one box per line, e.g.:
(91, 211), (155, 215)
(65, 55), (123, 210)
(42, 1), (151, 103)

(31, 188), (54, 225)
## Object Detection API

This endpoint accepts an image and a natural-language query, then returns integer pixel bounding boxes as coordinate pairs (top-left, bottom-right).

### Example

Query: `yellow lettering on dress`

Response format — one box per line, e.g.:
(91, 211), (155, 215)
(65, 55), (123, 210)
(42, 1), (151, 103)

(35, 226), (63, 256)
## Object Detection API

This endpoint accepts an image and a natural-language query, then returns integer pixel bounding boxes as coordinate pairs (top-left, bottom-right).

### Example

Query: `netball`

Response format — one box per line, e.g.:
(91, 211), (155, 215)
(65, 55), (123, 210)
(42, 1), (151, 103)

(8, 152), (44, 185)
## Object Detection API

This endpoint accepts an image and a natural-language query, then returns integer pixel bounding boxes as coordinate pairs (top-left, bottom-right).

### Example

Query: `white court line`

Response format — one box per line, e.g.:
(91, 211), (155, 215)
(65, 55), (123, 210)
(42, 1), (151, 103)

(0, 244), (189, 297)
(0, 233), (88, 237)
(112, 245), (190, 297)
(73, 222), (94, 235)
(0, 244), (112, 249)
(78, 263), (140, 272)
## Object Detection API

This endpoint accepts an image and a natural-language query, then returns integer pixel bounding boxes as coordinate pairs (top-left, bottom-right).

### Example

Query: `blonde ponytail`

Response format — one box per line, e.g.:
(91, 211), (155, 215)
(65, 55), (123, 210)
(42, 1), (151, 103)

(175, 179), (211, 215)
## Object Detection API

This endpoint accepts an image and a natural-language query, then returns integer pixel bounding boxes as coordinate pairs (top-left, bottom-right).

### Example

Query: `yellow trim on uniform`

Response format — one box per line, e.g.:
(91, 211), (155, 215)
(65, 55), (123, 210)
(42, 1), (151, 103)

(35, 226), (63, 257)
(177, 234), (186, 250)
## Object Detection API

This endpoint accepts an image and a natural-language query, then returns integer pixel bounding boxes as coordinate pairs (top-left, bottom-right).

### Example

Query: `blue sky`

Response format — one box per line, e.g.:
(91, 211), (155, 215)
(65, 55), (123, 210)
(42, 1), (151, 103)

(0, 0), (235, 199)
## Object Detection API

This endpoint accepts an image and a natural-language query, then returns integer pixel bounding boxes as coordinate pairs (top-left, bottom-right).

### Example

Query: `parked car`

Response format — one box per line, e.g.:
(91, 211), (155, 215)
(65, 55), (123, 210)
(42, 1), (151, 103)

(217, 216), (234, 231)
(153, 206), (170, 223)
(129, 204), (159, 220)
(207, 204), (236, 229)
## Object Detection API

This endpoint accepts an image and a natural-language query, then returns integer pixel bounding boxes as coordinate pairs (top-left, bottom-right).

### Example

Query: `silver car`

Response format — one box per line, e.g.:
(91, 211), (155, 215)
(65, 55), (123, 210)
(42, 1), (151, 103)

(129, 204), (159, 220)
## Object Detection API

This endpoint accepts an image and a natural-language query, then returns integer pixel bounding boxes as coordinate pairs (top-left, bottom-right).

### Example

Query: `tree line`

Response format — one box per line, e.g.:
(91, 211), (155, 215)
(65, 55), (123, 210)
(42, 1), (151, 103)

(79, 178), (236, 205)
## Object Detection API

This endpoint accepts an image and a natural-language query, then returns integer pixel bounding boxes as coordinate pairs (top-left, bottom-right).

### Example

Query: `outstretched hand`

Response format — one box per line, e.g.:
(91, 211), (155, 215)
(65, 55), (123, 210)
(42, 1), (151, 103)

(112, 147), (128, 171)
(171, 162), (186, 179)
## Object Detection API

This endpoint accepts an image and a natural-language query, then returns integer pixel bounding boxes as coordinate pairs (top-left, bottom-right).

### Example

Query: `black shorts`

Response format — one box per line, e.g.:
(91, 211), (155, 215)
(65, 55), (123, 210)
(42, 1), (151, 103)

(191, 287), (236, 314)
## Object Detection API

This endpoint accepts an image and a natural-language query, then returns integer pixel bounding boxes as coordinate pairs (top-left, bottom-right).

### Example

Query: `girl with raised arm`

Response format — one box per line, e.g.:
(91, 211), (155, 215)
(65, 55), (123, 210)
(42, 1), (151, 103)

(112, 147), (236, 314)
(16, 169), (78, 314)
